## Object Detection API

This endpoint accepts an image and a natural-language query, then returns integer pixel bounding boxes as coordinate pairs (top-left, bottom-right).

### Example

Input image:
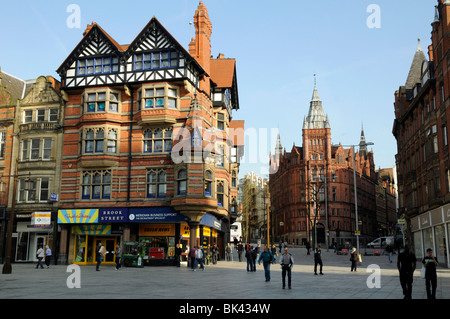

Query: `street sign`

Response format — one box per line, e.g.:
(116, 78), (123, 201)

(354, 230), (360, 236)
(398, 219), (406, 225)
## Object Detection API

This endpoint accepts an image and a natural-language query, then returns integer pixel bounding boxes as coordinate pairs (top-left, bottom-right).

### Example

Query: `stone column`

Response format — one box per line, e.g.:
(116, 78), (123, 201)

(57, 225), (68, 265)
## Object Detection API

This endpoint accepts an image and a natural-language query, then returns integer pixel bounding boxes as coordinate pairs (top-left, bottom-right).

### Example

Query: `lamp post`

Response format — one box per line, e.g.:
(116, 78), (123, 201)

(2, 159), (18, 274)
(335, 142), (374, 253)
(265, 184), (270, 248)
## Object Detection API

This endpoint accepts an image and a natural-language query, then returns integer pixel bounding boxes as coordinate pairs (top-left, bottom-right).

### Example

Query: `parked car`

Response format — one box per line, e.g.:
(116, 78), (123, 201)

(366, 236), (394, 249)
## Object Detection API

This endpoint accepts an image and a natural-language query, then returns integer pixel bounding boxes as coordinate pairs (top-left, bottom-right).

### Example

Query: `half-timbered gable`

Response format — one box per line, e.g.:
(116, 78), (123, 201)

(57, 18), (206, 91)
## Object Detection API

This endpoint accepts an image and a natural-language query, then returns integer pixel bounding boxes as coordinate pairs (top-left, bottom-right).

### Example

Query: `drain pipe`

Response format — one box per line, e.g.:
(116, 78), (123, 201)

(126, 86), (133, 202)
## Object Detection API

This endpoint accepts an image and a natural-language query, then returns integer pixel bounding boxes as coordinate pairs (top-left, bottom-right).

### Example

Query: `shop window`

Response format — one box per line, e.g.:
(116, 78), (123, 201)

(204, 170), (212, 196)
(143, 128), (173, 153)
(147, 169), (167, 198)
(231, 198), (237, 214)
(177, 170), (187, 195)
(82, 170), (111, 200)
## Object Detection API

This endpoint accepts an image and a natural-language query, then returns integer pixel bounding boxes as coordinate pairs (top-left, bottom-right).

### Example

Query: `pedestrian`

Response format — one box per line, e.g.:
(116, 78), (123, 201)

(386, 243), (394, 263)
(397, 245), (417, 299)
(251, 246), (257, 271)
(226, 243), (233, 261)
(189, 246), (196, 269)
(350, 247), (358, 272)
(255, 244), (261, 262)
(245, 246), (254, 272)
(114, 244), (122, 270)
(258, 245), (275, 282)
(175, 244), (182, 267)
(314, 245), (324, 275)
(271, 244), (278, 257)
(422, 248), (439, 299)
(211, 244), (218, 264)
(237, 242), (244, 262)
(35, 245), (44, 269)
(45, 245), (52, 268)
(306, 241), (311, 255)
(96, 242), (106, 271)
(193, 246), (204, 271)
(279, 247), (294, 289)
(206, 244), (211, 265)
(279, 242), (282, 253)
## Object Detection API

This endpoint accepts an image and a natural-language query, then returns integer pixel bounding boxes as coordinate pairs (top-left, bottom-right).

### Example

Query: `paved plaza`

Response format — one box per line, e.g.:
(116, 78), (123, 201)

(1, 247), (449, 300)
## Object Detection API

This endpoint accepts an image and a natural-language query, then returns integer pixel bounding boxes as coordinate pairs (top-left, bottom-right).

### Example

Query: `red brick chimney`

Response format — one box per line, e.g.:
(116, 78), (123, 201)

(190, 2), (212, 93)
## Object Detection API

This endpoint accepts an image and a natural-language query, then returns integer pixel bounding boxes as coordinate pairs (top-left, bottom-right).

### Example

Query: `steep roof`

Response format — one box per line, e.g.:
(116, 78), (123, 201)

(210, 56), (235, 88)
(405, 39), (427, 89)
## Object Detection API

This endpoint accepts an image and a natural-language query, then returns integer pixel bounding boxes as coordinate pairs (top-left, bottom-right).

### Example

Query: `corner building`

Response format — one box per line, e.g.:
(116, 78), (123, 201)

(269, 85), (378, 248)
(56, 2), (243, 265)
(393, 0), (450, 266)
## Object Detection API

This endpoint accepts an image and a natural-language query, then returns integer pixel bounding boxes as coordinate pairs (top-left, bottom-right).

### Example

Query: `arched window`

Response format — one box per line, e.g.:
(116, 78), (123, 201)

(217, 181), (224, 207)
(204, 170), (212, 196)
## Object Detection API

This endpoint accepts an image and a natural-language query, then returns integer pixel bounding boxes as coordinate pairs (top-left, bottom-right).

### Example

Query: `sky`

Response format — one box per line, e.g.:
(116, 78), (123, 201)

(0, 0), (439, 179)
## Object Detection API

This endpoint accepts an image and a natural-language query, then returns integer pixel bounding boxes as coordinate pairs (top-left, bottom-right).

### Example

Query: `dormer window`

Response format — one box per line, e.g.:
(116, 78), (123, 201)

(134, 51), (178, 71)
(77, 56), (119, 75)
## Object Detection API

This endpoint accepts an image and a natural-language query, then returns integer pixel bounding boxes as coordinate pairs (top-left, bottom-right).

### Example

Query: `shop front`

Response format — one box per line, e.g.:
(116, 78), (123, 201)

(411, 204), (450, 268)
(58, 208), (126, 265)
(128, 207), (189, 266)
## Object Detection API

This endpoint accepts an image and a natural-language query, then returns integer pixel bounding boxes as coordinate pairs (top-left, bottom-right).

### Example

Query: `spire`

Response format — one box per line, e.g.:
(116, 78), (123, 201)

(303, 79), (330, 129)
(405, 38), (427, 89)
(359, 122), (367, 155)
(275, 130), (282, 158)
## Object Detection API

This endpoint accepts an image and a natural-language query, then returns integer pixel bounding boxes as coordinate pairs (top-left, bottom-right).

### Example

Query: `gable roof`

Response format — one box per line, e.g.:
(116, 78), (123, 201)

(210, 57), (235, 88)
(57, 18), (206, 78)
(405, 39), (427, 89)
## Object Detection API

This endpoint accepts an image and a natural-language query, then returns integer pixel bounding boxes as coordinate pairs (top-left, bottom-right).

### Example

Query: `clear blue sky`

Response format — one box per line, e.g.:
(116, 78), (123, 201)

(0, 0), (438, 178)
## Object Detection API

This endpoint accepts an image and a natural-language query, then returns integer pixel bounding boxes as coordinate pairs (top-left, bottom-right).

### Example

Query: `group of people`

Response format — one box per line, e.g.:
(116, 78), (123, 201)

(35, 245), (52, 269)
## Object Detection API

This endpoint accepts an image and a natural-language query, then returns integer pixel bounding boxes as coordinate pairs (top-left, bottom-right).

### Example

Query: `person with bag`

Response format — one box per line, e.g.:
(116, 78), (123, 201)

(350, 247), (358, 272)
(96, 242), (106, 271)
(35, 246), (45, 269)
(397, 245), (416, 299)
(422, 248), (439, 299)
(193, 246), (204, 271)
(279, 247), (294, 289)
(258, 245), (275, 282)
(189, 246), (196, 269)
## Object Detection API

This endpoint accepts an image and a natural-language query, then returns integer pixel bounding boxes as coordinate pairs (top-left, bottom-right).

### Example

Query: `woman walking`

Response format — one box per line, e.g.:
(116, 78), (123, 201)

(350, 247), (358, 272)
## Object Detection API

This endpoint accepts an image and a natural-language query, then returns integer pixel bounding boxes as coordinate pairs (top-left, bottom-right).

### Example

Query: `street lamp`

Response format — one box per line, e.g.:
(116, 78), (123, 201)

(335, 142), (374, 253)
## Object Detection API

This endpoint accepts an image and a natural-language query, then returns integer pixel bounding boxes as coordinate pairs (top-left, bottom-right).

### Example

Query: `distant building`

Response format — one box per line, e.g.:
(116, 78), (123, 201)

(269, 84), (379, 248)
(240, 172), (268, 243)
(392, 0), (450, 266)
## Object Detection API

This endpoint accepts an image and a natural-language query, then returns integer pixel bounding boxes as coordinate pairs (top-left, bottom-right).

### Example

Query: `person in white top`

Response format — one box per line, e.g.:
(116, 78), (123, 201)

(36, 246), (45, 269)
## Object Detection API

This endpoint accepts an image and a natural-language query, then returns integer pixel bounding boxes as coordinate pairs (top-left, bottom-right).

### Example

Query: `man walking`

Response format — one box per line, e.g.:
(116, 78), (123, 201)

(279, 247), (294, 289)
(314, 245), (324, 275)
(193, 246), (205, 271)
(422, 248), (439, 299)
(237, 242), (244, 262)
(258, 246), (275, 282)
(397, 245), (416, 299)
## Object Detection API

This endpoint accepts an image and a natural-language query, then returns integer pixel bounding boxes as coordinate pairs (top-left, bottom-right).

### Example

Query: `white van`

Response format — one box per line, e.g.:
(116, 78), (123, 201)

(366, 236), (394, 248)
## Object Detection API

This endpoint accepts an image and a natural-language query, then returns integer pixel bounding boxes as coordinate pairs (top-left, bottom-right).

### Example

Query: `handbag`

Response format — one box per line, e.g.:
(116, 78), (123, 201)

(357, 254), (362, 263)
(420, 267), (426, 279)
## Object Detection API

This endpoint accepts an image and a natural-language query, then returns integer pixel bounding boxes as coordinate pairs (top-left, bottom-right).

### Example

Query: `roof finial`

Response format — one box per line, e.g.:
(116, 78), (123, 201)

(314, 74), (316, 86)
(417, 38), (422, 51)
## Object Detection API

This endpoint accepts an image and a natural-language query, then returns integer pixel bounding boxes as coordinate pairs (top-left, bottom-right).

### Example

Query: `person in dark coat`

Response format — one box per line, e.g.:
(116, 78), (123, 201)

(397, 245), (417, 299)
(314, 245), (323, 275)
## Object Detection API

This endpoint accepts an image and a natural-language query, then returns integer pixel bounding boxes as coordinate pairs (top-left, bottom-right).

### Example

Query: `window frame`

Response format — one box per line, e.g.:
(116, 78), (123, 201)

(134, 51), (178, 71)
(81, 170), (112, 200)
(177, 169), (187, 196)
(146, 169), (167, 199)
(143, 128), (173, 154)
(83, 89), (121, 114)
(77, 56), (119, 76)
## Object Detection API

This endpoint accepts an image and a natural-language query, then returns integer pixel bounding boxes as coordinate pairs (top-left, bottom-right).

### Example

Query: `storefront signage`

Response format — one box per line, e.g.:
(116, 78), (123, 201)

(72, 224), (112, 235)
(200, 213), (222, 230)
(99, 208), (128, 223)
(58, 209), (98, 224)
(31, 212), (51, 226)
(128, 207), (187, 222)
(139, 224), (175, 236)
(180, 224), (200, 238)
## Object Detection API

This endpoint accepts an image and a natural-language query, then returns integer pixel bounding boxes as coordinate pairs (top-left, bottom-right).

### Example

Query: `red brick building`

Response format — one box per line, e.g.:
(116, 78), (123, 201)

(269, 85), (378, 249)
(56, 2), (243, 265)
(393, 0), (450, 266)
